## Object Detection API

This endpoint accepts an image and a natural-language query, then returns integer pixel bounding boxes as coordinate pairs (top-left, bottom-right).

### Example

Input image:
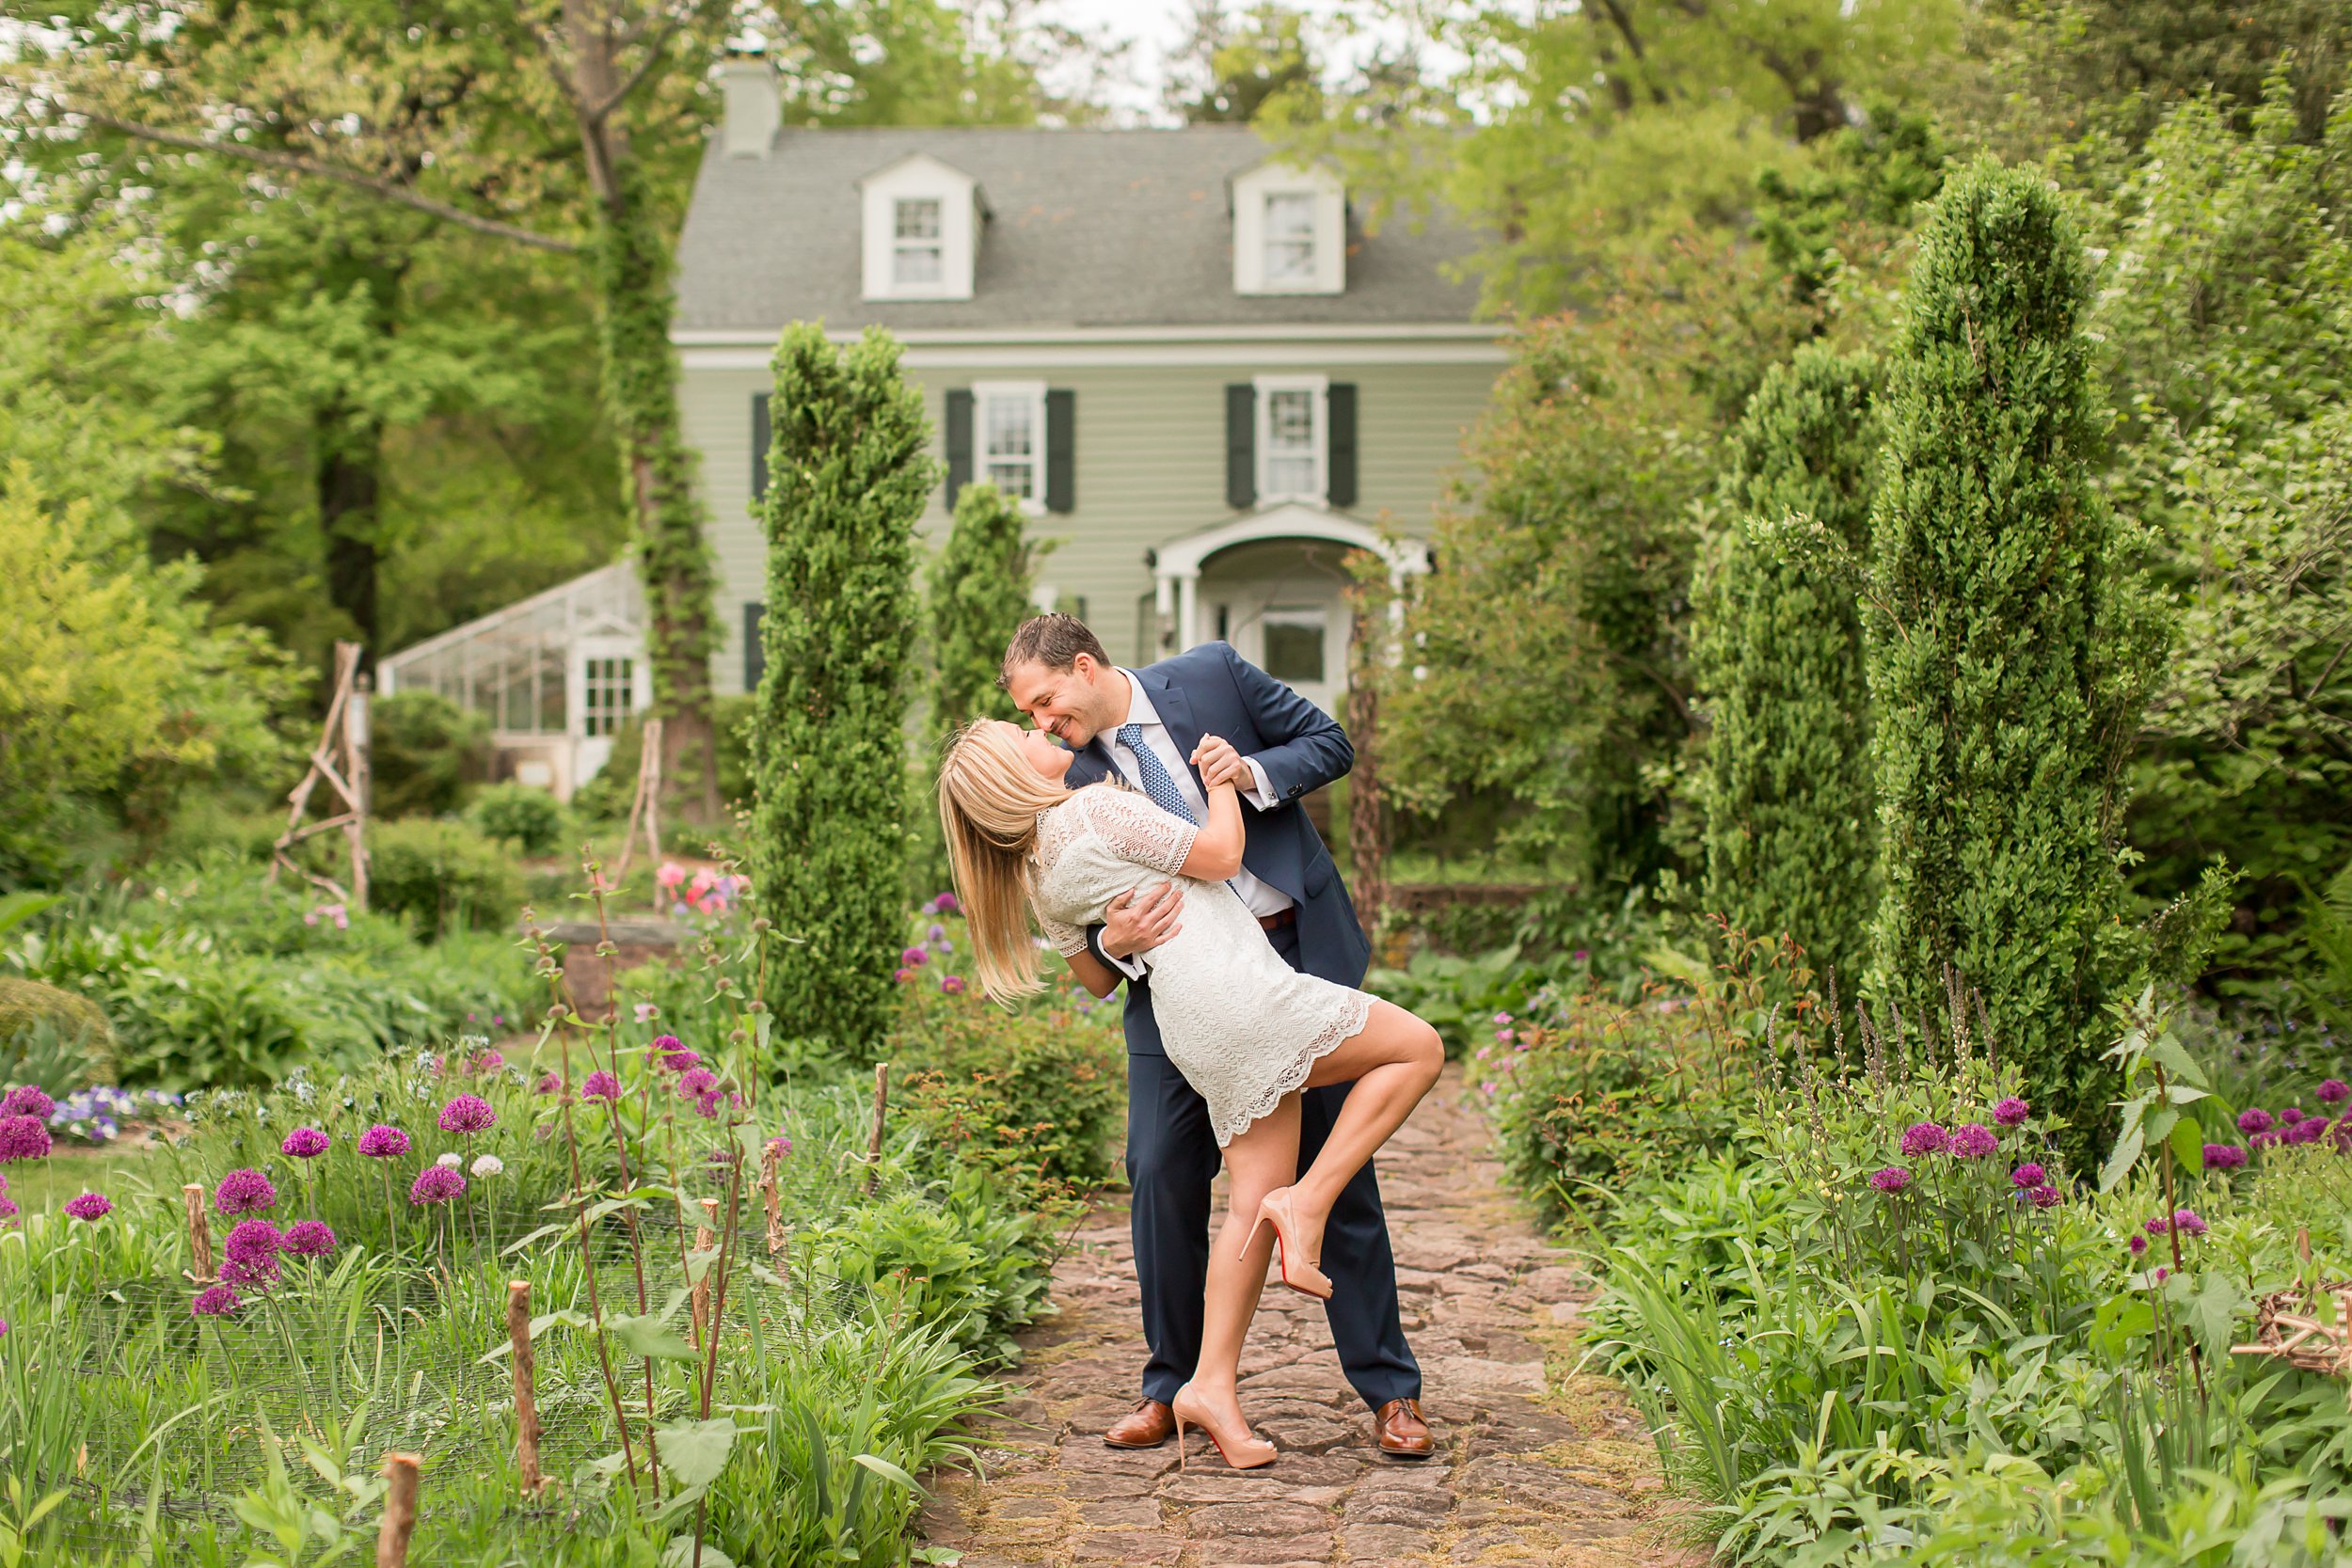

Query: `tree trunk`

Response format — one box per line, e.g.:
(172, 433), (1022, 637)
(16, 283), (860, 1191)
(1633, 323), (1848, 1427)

(563, 2), (722, 821)
(319, 424), (383, 657)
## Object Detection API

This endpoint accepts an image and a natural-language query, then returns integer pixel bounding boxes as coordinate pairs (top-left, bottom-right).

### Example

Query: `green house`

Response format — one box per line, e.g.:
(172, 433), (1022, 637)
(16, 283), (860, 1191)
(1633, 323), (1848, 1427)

(384, 65), (1501, 795)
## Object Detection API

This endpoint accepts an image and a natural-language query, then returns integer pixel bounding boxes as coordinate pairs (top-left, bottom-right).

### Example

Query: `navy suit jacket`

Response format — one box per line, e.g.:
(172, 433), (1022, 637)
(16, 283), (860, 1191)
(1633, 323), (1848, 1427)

(1065, 642), (1372, 1056)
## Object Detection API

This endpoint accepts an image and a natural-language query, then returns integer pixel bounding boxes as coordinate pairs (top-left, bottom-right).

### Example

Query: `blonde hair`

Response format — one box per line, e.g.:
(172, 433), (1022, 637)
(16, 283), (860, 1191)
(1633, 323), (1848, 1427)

(936, 721), (1079, 1000)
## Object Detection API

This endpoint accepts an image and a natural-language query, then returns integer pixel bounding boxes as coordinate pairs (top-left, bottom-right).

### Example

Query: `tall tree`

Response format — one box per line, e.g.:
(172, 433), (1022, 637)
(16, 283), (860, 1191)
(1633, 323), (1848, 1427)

(1692, 346), (1879, 986)
(747, 325), (936, 1062)
(1861, 158), (2164, 1143)
(1165, 1), (1321, 124)
(927, 481), (1041, 749)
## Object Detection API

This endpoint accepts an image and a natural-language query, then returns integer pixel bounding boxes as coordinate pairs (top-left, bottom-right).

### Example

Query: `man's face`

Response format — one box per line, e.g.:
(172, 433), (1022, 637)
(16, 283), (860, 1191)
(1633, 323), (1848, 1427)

(1006, 654), (1113, 748)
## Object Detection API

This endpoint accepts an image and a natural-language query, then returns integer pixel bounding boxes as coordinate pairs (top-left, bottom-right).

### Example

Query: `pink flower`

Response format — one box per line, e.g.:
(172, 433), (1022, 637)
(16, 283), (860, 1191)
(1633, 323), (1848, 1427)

(2320, 1080), (2349, 1106)
(1993, 1098), (2030, 1127)
(2028, 1184), (2060, 1210)
(635, 1003), (660, 1023)
(658, 862), (689, 889)
(280, 1128), (330, 1159)
(0, 1085), (54, 1120)
(357, 1124), (410, 1159)
(284, 1220), (338, 1258)
(582, 1071), (620, 1101)
(1947, 1123), (1998, 1159)
(900, 947), (929, 968)
(930, 892), (960, 914)
(1899, 1123), (1947, 1158)
(437, 1094), (496, 1135)
(0, 1116), (50, 1163)
(2238, 1108), (2273, 1135)
(2202, 1143), (2247, 1169)
(941, 975), (966, 995)
(226, 1218), (285, 1263)
(2281, 1107), (2306, 1126)
(677, 1067), (719, 1098)
(535, 1071), (564, 1095)
(2010, 1164), (2046, 1189)
(65, 1191), (112, 1221)
(895, 968), (914, 983)
(213, 1168), (278, 1215)
(2128, 1233), (2147, 1256)
(191, 1284), (241, 1317)
(1868, 1166), (1912, 1193)
(409, 1166), (466, 1205)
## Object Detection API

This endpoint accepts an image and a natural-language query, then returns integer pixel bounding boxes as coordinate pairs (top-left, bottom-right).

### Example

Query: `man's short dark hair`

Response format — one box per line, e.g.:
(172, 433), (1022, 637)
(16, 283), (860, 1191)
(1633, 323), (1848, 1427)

(1000, 613), (1109, 688)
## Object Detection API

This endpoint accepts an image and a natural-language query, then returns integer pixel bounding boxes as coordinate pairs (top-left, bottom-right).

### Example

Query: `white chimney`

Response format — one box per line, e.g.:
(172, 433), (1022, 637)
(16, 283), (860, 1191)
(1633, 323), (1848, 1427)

(720, 54), (778, 159)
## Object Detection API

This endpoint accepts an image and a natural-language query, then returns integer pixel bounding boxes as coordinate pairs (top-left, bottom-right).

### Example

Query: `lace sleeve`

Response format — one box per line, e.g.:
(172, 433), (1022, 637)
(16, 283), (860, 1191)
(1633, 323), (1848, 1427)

(1081, 785), (1199, 878)
(1038, 911), (1089, 959)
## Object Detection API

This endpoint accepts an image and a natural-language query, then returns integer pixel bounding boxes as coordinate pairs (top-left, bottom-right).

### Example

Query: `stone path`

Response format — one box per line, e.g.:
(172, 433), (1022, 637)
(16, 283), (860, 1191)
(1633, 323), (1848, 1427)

(919, 1066), (1703, 1567)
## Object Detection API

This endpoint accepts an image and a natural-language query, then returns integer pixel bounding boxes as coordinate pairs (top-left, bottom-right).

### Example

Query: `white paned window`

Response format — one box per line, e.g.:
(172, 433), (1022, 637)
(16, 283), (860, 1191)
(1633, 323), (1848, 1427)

(1263, 193), (1317, 285)
(975, 381), (1046, 510)
(1255, 374), (1327, 504)
(893, 198), (944, 287)
(580, 656), (636, 737)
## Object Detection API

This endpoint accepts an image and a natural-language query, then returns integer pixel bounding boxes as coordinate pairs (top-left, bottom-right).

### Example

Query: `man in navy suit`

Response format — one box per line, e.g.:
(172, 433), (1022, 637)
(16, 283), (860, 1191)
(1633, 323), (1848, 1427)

(999, 613), (1430, 1459)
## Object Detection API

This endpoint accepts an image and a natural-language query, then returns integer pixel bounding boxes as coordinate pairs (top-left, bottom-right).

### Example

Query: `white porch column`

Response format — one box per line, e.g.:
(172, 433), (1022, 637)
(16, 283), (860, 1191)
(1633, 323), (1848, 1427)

(1175, 571), (1201, 652)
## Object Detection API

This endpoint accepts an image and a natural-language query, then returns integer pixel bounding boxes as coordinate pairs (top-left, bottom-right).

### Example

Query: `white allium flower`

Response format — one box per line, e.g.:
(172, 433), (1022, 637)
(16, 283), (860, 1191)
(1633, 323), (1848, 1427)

(437, 1152), (463, 1169)
(470, 1154), (505, 1179)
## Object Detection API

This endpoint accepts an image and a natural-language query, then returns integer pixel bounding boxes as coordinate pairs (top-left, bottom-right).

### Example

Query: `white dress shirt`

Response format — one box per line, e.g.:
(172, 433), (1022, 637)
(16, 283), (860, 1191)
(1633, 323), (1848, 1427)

(1098, 669), (1291, 979)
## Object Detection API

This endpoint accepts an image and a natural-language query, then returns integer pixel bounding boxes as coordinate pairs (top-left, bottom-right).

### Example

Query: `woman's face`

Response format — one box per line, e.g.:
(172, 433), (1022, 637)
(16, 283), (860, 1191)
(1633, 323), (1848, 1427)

(1008, 721), (1073, 783)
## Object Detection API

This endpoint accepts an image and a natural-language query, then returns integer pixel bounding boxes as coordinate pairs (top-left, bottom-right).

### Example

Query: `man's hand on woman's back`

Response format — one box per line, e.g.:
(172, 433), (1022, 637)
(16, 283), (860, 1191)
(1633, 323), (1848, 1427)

(1103, 880), (1184, 961)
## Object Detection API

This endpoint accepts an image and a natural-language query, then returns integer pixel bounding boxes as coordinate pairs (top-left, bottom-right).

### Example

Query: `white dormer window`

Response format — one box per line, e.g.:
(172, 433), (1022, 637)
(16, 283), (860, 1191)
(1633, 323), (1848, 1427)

(975, 380), (1046, 512)
(861, 154), (979, 301)
(1254, 374), (1327, 503)
(1232, 162), (1344, 296)
(1263, 193), (1317, 285)
(893, 198), (944, 286)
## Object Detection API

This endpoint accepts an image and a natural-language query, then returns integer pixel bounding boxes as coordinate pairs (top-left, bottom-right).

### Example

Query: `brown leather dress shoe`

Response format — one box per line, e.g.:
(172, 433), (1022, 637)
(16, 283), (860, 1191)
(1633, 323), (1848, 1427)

(1374, 1397), (1435, 1459)
(1104, 1398), (1177, 1449)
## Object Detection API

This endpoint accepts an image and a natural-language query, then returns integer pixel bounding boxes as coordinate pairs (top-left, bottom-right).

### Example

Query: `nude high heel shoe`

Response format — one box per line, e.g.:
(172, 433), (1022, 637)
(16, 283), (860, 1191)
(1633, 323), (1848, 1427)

(1170, 1384), (1277, 1471)
(1238, 1187), (1334, 1301)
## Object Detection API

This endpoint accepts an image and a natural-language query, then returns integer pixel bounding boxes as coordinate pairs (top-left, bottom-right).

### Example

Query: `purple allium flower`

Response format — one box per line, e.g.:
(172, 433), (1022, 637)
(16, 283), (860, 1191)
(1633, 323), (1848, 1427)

(65, 1191), (112, 1221)
(767, 1135), (793, 1156)
(221, 1252), (279, 1291)
(941, 975), (966, 995)
(284, 1220), (337, 1258)
(1899, 1123), (1948, 1158)
(437, 1094), (496, 1135)
(280, 1128), (330, 1160)
(408, 1165), (466, 1205)
(0, 1085), (55, 1120)
(657, 1040), (699, 1071)
(0, 1195), (15, 1223)
(931, 892), (960, 914)
(2320, 1080), (2350, 1106)
(2281, 1107), (2306, 1125)
(2010, 1163), (2046, 1189)
(651, 1033), (683, 1058)
(676, 1067), (718, 1098)
(2202, 1142), (2248, 1168)
(2156, 1266), (2170, 1283)
(900, 946), (929, 969)
(894, 968), (914, 983)
(2290, 1116), (2330, 1145)
(357, 1125), (410, 1159)
(479, 1052), (504, 1070)
(2238, 1109), (2274, 1135)
(692, 1091), (723, 1119)
(2029, 1184), (2060, 1210)
(2128, 1233), (2147, 1256)
(213, 1168), (278, 1215)
(191, 1284), (242, 1317)
(0, 1318), (8, 1336)
(535, 1072), (564, 1096)
(1868, 1166), (1912, 1193)
(2170, 1208), (2208, 1236)
(2146, 1215), (2171, 1235)
(224, 1218), (285, 1263)
(927, 923), (948, 944)
(0, 1115), (51, 1163)
(1993, 1097), (2030, 1128)
(1948, 1123), (1998, 1159)
(582, 1070), (620, 1101)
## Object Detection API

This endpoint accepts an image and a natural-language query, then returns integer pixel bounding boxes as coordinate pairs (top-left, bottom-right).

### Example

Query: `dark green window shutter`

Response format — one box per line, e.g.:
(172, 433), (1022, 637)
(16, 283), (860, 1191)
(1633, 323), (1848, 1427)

(751, 393), (771, 502)
(743, 602), (766, 691)
(1044, 388), (1076, 514)
(945, 388), (975, 508)
(1225, 384), (1255, 511)
(1327, 383), (1358, 509)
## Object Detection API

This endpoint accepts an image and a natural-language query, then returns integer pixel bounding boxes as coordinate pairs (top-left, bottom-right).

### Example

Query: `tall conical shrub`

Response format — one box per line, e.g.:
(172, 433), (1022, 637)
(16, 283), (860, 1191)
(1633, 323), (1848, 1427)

(1693, 345), (1879, 987)
(748, 325), (938, 1061)
(927, 481), (1040, 748)
(1864, 159), (2163, 1139)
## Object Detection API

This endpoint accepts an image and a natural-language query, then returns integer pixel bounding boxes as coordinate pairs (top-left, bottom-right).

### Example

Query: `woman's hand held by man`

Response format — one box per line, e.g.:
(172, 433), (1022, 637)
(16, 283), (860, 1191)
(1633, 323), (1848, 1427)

(1190, 735), (1249, 791)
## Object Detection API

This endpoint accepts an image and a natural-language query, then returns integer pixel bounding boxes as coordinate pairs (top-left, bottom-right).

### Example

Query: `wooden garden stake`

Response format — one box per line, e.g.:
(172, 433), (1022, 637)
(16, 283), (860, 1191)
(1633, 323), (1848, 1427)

(507, 1281), (546, 1496)
(760, 1138), (787, 1261)
(691, 1197), (718, 1349)
(609, 715), (664, 883)
(376, 1451), (420, 1568)
(182, 1183), (215, 1282)
(267, 640), (372, 911)
(862, 1062), (888, 1197)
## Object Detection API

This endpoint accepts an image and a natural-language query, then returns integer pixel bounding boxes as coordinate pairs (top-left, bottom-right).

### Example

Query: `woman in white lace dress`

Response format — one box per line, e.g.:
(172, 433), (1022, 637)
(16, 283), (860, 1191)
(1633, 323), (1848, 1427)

(938, 720), (1443, 1470)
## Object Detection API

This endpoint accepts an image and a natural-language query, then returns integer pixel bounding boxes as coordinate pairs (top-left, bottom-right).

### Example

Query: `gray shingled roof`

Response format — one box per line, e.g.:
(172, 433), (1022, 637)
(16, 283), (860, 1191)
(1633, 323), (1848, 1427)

(672, 123), (1485, 334)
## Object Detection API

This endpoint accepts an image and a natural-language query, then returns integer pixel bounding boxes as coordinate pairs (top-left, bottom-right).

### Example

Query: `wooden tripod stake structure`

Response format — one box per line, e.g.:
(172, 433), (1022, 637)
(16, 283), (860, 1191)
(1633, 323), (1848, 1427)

(507, 1280), (547, 1495)
(269, 640), (372, 912)
(610, 715), (664, 882)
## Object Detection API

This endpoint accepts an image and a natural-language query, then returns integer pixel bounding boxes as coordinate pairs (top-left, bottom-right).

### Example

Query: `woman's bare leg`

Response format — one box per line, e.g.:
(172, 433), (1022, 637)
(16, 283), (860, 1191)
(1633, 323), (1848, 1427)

(1282, 1000), (1444, 1264)
(1179, 1095), (1301, 1433)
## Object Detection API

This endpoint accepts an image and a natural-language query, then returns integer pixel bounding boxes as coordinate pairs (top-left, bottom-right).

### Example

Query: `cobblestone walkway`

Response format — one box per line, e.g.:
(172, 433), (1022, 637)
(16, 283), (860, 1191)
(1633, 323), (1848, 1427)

(920, 1067), (1703, 1567)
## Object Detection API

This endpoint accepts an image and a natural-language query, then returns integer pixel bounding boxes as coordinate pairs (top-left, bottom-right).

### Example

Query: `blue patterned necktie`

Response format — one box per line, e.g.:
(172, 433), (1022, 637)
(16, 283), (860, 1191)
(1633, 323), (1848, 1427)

(1115, 723), (1200, 825)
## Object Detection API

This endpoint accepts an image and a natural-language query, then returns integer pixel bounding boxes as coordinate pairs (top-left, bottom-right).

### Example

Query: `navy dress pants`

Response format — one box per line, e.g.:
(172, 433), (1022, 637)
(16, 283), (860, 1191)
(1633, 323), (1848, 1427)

(1122, 921), (1421, 1411)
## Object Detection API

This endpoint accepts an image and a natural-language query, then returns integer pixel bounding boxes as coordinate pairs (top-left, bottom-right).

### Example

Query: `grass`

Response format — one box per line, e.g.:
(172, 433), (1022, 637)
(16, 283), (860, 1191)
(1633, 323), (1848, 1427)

(8, 1144), (157, 1214)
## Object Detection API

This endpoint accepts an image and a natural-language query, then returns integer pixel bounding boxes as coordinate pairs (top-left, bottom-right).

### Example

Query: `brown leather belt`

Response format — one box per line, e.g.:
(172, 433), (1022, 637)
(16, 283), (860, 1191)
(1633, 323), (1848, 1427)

(1258, 909), (1297, 931)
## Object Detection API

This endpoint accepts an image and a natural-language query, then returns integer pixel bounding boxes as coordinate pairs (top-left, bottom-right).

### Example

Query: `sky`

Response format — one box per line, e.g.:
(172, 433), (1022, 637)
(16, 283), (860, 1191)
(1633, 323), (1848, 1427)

(1018, 0), (1463, 124)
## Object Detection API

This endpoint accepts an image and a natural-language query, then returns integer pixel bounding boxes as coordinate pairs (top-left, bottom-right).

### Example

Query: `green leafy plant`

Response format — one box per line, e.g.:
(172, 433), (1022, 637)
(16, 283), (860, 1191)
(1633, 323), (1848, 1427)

(469, 782), (566, 857)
